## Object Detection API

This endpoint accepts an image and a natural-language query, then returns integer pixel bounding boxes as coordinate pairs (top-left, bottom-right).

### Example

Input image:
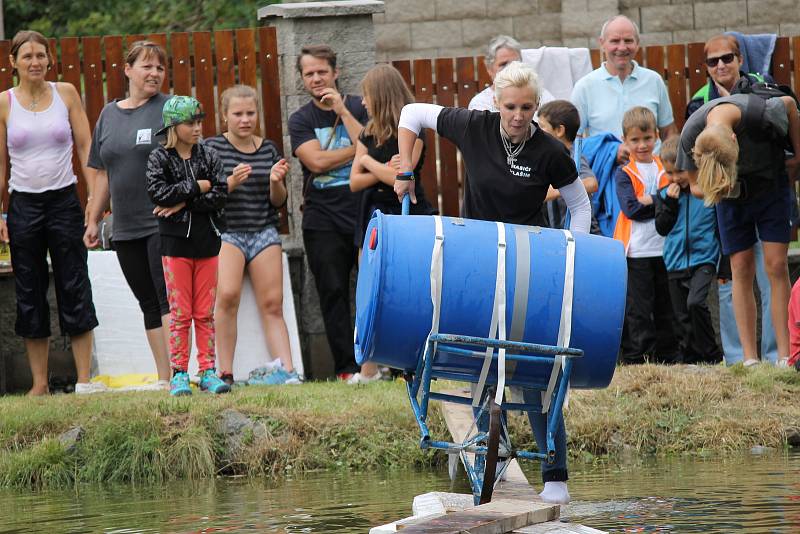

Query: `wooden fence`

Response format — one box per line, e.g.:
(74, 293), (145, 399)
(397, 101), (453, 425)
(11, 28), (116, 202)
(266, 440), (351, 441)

(392, 36), (800, 217)
(0, 27), (283, 225)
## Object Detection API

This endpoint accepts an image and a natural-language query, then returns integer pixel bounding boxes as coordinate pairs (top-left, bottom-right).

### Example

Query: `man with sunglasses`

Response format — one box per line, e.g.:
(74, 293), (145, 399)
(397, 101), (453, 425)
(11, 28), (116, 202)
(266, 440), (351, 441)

(686, 35), (771, 119)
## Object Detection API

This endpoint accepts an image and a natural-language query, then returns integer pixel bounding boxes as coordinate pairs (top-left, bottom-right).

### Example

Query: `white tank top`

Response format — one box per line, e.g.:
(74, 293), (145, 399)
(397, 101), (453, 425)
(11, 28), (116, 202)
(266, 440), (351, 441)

(7, 82), (76, 193)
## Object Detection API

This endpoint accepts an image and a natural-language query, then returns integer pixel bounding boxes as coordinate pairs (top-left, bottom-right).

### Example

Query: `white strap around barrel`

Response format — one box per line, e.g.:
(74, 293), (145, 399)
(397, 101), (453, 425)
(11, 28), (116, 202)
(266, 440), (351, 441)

(473, 222), (507, 407)
(541, 229), (576, 413)
(424, 216), (445, 360)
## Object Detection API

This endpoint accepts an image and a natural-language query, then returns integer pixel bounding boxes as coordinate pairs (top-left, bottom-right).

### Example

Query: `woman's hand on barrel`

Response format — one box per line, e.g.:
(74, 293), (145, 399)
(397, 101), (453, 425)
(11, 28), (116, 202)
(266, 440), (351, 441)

(270, 158), (290, 184)
(153, 202), (186, 218)
(394, 176), (416, 204)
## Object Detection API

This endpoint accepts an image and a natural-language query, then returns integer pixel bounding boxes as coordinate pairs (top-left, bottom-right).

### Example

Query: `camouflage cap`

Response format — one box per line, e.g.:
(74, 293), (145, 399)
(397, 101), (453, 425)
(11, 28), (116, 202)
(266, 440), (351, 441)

(156, 95), (205, 135)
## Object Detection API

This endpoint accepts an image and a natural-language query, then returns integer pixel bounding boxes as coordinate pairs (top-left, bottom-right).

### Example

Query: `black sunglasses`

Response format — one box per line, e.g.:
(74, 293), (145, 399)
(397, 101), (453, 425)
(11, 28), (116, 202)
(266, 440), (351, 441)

(705, 53), (736, 67)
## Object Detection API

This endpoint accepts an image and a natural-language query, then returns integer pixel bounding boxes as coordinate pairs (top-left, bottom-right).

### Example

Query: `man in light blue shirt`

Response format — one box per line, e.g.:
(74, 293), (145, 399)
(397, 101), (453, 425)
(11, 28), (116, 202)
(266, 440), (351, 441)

(571, 15), (677, 147)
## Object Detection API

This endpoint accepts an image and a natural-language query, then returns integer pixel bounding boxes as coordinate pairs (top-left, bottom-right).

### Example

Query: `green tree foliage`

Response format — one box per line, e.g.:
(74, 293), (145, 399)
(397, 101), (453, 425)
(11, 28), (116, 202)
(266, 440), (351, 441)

(4, 0), (281, 38)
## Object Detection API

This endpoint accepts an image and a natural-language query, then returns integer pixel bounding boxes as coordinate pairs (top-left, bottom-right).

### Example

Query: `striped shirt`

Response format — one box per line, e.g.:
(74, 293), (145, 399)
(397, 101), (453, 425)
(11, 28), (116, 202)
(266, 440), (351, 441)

(204, 135), (281, 232)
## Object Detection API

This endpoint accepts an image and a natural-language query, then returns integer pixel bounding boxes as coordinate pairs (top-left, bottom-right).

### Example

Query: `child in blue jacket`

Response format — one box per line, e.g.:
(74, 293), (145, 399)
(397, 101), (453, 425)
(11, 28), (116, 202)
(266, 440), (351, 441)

(655, 136), (723, 363)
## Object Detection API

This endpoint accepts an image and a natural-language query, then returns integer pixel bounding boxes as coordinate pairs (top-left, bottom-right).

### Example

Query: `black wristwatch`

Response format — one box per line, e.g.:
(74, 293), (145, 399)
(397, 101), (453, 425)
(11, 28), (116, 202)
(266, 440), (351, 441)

(395, 171), (415, 181)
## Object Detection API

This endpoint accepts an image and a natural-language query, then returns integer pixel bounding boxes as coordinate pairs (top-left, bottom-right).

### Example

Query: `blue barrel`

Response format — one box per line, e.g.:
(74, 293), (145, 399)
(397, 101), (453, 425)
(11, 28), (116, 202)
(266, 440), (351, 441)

(354, 212), (626, 389)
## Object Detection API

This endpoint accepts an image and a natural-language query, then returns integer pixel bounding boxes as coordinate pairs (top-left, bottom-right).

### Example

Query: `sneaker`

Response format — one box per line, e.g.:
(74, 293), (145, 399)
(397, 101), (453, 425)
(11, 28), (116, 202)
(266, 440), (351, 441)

(249, 368), (302, 386)
(199, 369), (231, 394)
(248, 366), (279, 385)
(777, 358), (790, 369)
(220, 372), (235, 386)
(247, 363), (282, 382)
(282, 370), (302, 385)
(170, 372), (192, 396)
(743, 359), (761, 368)
(336, 372), (355, 381)
(346, 370), (383, 385)
(75, 381), (109, 395)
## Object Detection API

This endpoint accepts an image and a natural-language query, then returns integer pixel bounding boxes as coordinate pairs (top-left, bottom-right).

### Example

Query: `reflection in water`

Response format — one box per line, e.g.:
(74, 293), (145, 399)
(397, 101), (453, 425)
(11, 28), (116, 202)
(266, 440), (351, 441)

(0, 452), (798, 533)
(564, 451), (800, 532)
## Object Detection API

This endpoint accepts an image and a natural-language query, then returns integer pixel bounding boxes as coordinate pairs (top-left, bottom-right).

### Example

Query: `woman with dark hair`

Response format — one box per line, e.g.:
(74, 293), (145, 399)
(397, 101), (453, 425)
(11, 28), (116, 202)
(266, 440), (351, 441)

(348, 63), (435, 384)
(83, 41), (172, 387)
(0, 30), (99, 395)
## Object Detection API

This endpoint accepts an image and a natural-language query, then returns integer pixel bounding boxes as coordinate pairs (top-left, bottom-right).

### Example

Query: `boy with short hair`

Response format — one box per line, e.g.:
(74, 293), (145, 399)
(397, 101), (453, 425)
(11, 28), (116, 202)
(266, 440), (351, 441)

(654, 136), (723, 364)
(537, 100), (599, 231)
(613, 107), (680, 364)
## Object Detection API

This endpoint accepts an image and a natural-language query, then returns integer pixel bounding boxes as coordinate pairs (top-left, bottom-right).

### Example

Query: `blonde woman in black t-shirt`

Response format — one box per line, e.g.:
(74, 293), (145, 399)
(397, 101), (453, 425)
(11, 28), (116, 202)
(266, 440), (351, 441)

(348, 64), (435, 384)
(394, 61), (592, 505)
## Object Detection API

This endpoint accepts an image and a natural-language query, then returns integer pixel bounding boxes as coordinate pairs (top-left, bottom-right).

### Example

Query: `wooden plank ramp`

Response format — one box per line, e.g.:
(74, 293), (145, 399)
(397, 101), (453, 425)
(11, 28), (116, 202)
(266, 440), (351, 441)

(369, 390), (606, 533)
(440, 388), (536, 501)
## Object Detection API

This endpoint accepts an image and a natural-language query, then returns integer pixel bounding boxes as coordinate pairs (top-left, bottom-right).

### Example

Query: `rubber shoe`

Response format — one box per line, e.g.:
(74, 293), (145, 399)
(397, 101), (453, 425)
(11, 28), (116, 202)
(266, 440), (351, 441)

(199, 369), (231, 394)
(170, 372), (192, 396)
(346, 370), (383, 385)
(75, 381), (109, 395)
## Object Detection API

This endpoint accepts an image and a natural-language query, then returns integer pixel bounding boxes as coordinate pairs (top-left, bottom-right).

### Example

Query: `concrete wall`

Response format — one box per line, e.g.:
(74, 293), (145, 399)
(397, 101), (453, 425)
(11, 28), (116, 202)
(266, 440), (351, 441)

(370, 0), (800, 60)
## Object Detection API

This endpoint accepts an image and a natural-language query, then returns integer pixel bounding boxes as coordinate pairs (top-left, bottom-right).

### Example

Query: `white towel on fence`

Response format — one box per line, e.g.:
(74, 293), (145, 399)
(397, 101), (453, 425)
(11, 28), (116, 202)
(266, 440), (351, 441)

(522, 47), (594, 100)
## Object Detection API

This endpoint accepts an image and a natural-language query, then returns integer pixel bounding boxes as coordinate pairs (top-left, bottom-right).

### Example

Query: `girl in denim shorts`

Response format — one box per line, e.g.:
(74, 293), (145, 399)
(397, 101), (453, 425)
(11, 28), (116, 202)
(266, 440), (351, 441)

(204, 85), (300, 386)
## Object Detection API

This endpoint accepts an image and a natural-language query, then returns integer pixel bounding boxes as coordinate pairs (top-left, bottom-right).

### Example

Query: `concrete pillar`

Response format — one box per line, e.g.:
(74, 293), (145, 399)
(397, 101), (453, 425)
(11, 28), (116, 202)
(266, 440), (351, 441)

(258, 0), (385, 379)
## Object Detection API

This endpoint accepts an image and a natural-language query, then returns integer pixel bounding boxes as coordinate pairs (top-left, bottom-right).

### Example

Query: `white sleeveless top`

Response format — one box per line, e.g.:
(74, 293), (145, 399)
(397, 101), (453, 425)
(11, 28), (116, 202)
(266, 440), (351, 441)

(7, 82), (76, 193)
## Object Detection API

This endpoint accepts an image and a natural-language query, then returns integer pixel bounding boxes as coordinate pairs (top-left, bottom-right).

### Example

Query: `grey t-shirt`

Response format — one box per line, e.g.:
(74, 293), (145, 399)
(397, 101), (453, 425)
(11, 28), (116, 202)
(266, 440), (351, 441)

(88, 93), (170, 241)
(676, 93), (788, 175)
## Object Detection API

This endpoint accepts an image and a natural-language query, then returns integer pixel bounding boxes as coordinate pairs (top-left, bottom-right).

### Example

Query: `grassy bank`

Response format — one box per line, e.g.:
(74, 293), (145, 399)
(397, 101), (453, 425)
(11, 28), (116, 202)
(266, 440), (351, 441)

(1, 364), (798, 489)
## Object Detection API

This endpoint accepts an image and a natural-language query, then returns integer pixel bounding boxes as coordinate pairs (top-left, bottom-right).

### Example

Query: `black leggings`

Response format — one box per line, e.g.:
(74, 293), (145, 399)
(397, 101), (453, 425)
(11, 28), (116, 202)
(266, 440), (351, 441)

(114, 233), (169, 330)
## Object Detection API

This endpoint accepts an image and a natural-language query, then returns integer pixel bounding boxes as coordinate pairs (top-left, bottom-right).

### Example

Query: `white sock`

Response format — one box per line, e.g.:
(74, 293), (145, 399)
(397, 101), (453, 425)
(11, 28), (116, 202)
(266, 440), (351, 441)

(539, 481), (570, 504)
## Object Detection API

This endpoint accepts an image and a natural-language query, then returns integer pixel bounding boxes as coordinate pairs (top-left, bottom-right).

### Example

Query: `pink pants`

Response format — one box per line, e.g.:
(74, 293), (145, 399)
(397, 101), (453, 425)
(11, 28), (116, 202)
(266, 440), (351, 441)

(162, 256), (219, 372)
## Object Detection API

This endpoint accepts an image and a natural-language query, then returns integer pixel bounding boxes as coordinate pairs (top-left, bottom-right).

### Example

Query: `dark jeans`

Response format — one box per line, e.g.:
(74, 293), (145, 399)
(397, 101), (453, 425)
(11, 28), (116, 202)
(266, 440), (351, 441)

(114, 233), (169, 330)
(7, 185), (98, 338)
(667, 265), (723, 364)
(303, 228), (359, 375)
(474, 387), (568, 483)
(620, 256), (680, 364)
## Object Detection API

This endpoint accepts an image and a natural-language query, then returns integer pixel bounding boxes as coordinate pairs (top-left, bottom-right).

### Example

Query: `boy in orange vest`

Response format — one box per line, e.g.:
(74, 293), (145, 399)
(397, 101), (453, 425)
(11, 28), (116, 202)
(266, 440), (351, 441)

(613, 106), (679, 364)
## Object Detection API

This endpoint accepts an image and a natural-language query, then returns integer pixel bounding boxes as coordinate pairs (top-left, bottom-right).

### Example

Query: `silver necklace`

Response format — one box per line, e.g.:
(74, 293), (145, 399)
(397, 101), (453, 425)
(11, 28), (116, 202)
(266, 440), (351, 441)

(499, 123), (530, 166)
(28, 85), (48, 111)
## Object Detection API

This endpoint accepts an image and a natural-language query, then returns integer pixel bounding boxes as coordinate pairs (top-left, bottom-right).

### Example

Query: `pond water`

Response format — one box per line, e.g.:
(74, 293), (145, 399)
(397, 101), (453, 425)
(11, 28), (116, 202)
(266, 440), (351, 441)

(1, 451), (798, 533)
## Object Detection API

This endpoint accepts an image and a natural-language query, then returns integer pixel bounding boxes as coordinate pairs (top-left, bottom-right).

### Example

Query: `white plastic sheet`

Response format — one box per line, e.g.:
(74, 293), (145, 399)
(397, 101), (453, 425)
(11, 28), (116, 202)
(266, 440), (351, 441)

(87, 250), (303, 380)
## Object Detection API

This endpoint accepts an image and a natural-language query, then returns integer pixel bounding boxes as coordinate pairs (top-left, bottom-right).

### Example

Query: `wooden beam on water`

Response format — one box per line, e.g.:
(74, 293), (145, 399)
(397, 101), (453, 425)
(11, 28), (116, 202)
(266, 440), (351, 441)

(397, 499), (559, 533)
(440, 389), (537, 501)
(513, 524), (607, 533)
